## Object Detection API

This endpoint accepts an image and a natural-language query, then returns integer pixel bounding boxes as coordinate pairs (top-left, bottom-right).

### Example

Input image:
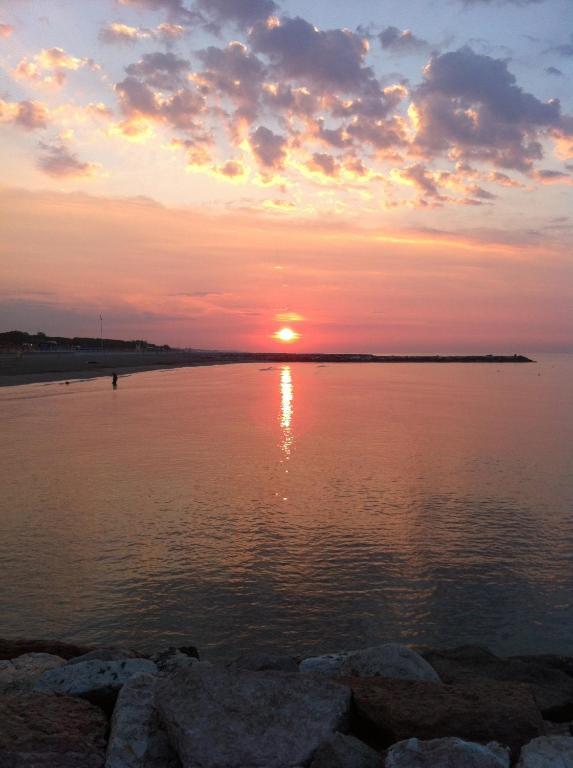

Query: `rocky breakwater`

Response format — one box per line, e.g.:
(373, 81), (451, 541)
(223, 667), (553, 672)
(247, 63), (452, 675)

(1, 639), (573, 767)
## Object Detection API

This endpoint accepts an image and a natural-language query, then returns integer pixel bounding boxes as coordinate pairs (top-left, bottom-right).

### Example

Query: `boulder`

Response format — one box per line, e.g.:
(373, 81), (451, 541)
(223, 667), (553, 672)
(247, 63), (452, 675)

(384, 737), (510, 768)
(300, 644), (440, 682)
(106, 673), (181, 768)
(67, 648), (140, 666)
(156, 665), (351, 768)
(310, 733), (381, 768)
(423, 646), (573, 720)
(151, 648), (204, 675)
(34, 658), (158, 711)
(0, 637), (93, 661)
(517, 735), (573, 767)
(228, 652), (299, 673)
(338, 676), (544, 756)
(0, 692), (107, 768)
(0, 652), (66, 695)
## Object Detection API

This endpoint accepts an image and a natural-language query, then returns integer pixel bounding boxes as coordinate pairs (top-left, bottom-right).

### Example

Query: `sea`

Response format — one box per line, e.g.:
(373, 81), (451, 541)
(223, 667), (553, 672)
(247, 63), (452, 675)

(1, 355), (572, 660)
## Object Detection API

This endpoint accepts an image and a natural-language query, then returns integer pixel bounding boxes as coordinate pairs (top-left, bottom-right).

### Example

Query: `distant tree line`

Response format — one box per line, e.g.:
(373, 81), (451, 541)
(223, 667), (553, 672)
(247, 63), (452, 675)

(0, 330), (171, 351)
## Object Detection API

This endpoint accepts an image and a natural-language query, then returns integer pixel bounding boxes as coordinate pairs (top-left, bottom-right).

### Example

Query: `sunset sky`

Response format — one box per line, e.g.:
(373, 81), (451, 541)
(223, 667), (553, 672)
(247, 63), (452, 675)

(1, 0), (572, 351)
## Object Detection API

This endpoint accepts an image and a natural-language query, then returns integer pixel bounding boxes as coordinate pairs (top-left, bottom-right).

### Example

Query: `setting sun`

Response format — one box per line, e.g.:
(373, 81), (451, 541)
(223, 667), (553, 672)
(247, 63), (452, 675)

(274, 327), (300, 343)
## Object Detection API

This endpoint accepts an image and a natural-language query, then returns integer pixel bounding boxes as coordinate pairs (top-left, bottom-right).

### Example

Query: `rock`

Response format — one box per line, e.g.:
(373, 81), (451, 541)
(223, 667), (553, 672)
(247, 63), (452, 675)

(300, 644), (440, 682)
(156, 665), (351, 768)
(310, 733), (381, 768)
(67, 648), (140, 666)
(423, 646), (573, 721)
(384, 737), (510, 768)
(228, 652), (299, 673)
(0, 692), (107, 768)
(151, 648), (204, 675)
(0, 637), (93, 661)
(0, 652), (66, 695)
(338, 676), (543, 756)
(106, 673), (181, 768)
(517, 735), (573, 767)
(34, 658), (158, 712)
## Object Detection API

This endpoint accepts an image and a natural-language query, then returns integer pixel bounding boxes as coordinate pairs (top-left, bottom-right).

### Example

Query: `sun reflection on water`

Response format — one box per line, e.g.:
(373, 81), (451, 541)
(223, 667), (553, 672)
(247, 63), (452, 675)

(280, 365), (294, 460)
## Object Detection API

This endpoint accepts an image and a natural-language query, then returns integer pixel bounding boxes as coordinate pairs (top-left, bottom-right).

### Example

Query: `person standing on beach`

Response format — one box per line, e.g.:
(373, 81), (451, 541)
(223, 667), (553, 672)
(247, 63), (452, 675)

(112, 372), (118, 388)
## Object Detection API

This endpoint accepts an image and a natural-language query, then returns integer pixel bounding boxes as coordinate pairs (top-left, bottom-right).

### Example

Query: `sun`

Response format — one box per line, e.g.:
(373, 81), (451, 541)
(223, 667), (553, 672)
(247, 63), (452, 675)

(274, 327), (300, 343)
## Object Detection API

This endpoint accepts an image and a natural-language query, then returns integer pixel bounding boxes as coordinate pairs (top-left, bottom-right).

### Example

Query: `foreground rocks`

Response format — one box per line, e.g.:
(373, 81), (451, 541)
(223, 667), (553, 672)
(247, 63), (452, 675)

(516, 735), (573, 767)
(0, 638), (93, 661)
(2, 639), (573, 767)
(34, 658), (158, 711)
(156, 665), (351, 768)
(300, 644), (440, 682)
(424, 646), (573, 721)
(339, 676), (544, 755)
(106, 673), (180, 768)
(0, 693), (107, 768)
(384, 737), (511, 767)
(0, 652), (66, 695)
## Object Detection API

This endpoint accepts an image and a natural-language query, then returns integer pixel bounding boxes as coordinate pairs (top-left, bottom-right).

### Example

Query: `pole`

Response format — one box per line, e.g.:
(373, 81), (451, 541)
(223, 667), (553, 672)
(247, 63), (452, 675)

(100, 314), (103, 352)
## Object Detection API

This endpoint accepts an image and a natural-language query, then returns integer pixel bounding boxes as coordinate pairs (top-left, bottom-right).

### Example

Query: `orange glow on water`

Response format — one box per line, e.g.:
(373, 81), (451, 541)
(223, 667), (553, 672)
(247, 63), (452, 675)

(274, 327), (300, 343)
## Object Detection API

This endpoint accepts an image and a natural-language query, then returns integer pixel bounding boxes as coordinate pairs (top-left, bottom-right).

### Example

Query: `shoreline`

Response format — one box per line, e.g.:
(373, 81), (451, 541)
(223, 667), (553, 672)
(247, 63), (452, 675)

(0, 350), (534, 388)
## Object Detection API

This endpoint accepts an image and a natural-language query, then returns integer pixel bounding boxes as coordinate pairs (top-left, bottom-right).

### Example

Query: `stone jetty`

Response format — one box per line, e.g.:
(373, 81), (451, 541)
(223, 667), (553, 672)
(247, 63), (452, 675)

(1, 639), (572, 767)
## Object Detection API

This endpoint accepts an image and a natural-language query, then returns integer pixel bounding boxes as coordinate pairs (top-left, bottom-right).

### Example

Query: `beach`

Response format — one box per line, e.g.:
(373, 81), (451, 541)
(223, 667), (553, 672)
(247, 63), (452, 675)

(0, 350), (533, 387)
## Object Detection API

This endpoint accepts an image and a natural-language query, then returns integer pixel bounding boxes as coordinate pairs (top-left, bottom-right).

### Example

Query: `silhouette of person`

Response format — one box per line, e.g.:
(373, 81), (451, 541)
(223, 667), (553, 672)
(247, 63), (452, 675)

(112, 372), (118, 388)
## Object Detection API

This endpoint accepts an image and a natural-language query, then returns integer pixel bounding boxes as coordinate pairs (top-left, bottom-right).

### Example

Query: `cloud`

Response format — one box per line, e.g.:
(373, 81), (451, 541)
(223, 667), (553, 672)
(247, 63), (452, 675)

(545, 35), (573, 58)
(0, 23), (14, 38)
(378, 27), (429, 54)
(250, 16), (375, 94)
(306, 152), (339, 177)
(0, 99), (49, 130)
(125, 51), (191, 89)
(197, 42), (266, 123)
(545, 66), (564, 77)
(531, 169), (572, 184)
(117, 0), (199, 23)
(411, 47), (562, 171)
(13, 47), (96, 88)
(218, 160), (245, 178)
(249, 125), (287, 169)
(37, 142), (98, 178)
(194, 0), (278, 29)
(99, 21), (186, 44)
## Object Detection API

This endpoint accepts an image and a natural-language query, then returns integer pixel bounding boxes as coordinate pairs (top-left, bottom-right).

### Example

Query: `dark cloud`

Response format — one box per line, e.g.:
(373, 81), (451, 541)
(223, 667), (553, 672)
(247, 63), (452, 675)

(346, 116), (406, 150)
(0, 100), (49, 131)
(249, 125), (287, 169)
(262, 83), (319, 119)
(194, 0), (277, 29)
(37, 142), (96, 178)
(378, 26), (429, 54)
(197, 42), (266, 122)
(412, 47), (562, 171)
(307, 152), (339, 177)
(117, 0), (200, 24)
(126, 52), (191, 89)
(545, 35), (573, 58)
(250, 16), (375, 94)
(401, 163), (441, 198)
(545, 66), (564, 77)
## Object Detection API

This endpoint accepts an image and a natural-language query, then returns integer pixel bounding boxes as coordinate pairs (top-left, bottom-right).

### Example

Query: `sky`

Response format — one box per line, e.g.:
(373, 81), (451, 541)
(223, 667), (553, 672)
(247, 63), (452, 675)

(0, 0), (572, 352)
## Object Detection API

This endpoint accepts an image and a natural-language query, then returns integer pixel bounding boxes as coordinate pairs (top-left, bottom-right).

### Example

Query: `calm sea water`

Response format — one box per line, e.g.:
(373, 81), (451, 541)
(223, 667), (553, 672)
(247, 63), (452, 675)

(1, 356), (572, 660)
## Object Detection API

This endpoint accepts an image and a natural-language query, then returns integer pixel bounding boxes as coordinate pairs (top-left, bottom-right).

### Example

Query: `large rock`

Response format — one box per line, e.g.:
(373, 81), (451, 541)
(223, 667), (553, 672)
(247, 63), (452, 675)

(156, 665), (351, 768)
(0, 637), (93, 660)
(0, 692), (107, 768)
(310, 733), (381, 768)
(228, 652), (299, 673)
(0, 652), (66, 695)
(67, 648), (140, 666)
(338, 677), (544, 756)
(300, 644), (440, 682)
(517, 735), (573, 767)
(34, 658), (158, 711)
(106, 673), (181, 768)
(384, 737), (510, 768)
(424, 646), (573, 720)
